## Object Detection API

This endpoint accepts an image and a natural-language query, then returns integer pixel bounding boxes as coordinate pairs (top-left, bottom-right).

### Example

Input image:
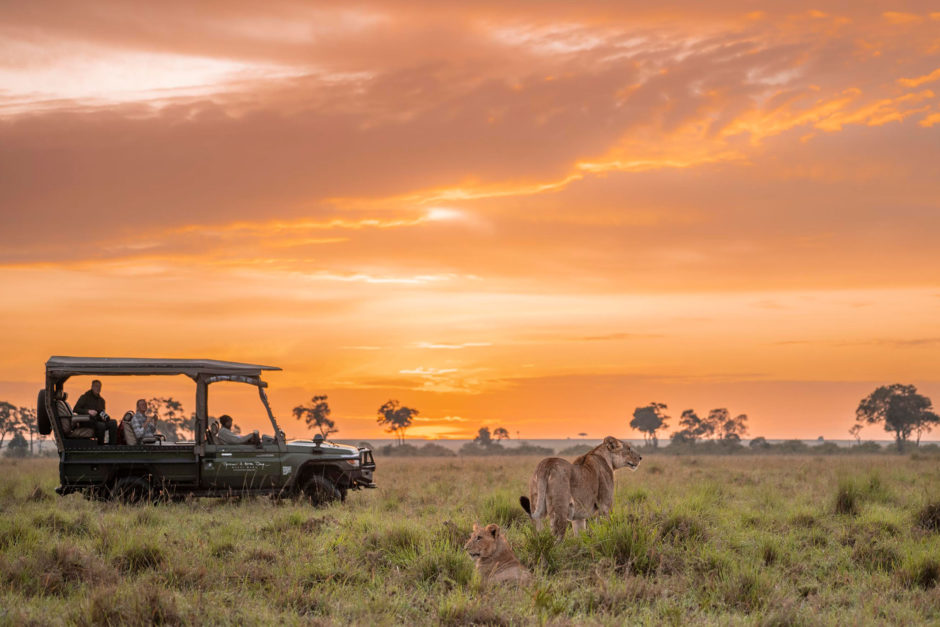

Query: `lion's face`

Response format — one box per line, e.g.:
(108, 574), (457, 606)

(464, 523), (501, 558)
(604, 436), (643, 471)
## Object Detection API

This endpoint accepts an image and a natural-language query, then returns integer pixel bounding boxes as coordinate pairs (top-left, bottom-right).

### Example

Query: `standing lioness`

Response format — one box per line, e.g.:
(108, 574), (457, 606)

(520, 436), (641, 539)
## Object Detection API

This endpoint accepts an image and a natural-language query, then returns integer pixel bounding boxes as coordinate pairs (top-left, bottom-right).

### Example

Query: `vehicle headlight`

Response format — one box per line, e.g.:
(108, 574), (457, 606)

(344, 458), (360, 467)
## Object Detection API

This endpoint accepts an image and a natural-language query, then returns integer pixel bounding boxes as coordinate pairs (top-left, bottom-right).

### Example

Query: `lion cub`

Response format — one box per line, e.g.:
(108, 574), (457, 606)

(464, 523), (531, 585)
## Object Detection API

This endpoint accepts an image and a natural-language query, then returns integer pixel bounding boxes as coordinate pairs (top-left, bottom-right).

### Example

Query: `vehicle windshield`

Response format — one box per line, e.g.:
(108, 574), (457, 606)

(207, 381), (274, 436)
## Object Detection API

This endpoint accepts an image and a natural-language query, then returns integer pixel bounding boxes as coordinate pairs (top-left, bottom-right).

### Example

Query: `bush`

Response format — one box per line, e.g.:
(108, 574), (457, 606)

(459, 441), (555, 456)
(557, 444), (593, 456)
(4, 432), (29, 458)
(377, 443), (456, 457)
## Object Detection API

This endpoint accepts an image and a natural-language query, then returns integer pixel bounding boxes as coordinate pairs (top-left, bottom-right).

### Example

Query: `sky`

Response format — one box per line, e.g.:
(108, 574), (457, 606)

(1, 1), (939, 441)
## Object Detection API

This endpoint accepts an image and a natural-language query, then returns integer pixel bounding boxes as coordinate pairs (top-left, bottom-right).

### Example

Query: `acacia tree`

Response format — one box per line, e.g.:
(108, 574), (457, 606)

(474, 426), (493, 447)
(0, 401), (19, 450)
(714, 409), (748, 442)
(671, 409), (707, 443)
(377, 400), (418, 445)
(630, 402), (670, 448)
(856, 384), (939, 451)
(293, 395), (337, 438)
(493, 427), (510, 441)
(17, 407), (37, 455)
(848, 424), (863, 446)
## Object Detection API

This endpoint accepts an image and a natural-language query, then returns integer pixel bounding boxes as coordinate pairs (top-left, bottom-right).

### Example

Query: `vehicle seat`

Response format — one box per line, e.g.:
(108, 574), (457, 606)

(56, 391), (95, 439)
(121, 411), (163, 446)
(122, 411), (137, 445)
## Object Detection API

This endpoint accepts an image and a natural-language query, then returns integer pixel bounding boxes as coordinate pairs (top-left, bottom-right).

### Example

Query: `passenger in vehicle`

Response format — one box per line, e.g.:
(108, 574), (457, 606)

(72, 379), (118, 445)
(55, 390), (115, 443)
(216, 414), (260, 445)
(130, 398), (159, 441)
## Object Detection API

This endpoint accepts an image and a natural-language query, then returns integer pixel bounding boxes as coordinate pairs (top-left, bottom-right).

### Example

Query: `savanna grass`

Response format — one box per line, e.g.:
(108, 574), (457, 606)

(0, 454), (939, 624)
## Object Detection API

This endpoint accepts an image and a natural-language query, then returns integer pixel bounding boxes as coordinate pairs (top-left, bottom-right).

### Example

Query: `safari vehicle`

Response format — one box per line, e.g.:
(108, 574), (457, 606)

(37, 356), (375, 504)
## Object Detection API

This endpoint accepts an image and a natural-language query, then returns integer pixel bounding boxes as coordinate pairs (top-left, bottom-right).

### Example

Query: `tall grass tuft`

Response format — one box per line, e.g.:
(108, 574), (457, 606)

(834, 477), (861, 515)
(117, 542), (166, 574)
(438, 589), (508, 626)
(715, 565), (773, 612)
(411, 541), (474, 587)
(852, 541), (900, 573)
(591, 515), (658, 576)
(519, 527), (561, 574)
(915, 502), (940, 533)
(79, 582), (181, 626)
(900, 555), (940, 590)
(478, 491), (529, 529)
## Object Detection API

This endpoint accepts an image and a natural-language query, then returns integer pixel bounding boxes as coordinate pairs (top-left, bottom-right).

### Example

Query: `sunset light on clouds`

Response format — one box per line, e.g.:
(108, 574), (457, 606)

(2, 1), (939, 441)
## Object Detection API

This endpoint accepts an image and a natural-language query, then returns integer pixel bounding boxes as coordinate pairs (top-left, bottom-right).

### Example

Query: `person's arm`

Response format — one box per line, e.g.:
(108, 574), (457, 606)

(218, 428), (253, 445)
(131, 413), (147, 439)
(73, 393), (90, 415)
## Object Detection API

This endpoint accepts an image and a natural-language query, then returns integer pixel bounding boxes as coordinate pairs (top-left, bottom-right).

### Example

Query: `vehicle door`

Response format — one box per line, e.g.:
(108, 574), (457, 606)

(202, 441), (282, 491)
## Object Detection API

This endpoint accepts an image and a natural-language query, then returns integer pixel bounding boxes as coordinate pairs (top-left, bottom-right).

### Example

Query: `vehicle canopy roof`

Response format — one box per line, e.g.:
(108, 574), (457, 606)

(46, 356), (281, 379)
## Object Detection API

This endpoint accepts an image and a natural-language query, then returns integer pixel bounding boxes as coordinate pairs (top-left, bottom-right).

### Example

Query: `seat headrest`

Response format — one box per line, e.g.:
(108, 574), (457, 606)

(55, 390), (68, 401)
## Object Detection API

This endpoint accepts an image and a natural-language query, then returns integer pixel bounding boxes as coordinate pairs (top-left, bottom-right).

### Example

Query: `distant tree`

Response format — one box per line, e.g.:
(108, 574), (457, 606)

(17, 407), (37, 455)
(848, 424), (863, 446)
(377, 400), (418, 445)
(0, 401), (20, 449)
(856, 384), (939, 451)
(4, 432), (28, 458)
(474, 427), (493, 447)
(146, 397), (190, 442)
(671, 409), (704, 443)
(630, 402), (670, 448)
(493, 427), (510, 441)
(293, 395), (337, 438)
(716, 411), (748, 441)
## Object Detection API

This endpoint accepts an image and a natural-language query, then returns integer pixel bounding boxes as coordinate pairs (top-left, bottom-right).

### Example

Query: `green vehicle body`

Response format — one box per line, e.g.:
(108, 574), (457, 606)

(38, 356), (376, 503)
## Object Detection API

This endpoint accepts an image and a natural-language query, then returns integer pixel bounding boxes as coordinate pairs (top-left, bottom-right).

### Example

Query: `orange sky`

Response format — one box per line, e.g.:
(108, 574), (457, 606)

(2, 1), (939, 441)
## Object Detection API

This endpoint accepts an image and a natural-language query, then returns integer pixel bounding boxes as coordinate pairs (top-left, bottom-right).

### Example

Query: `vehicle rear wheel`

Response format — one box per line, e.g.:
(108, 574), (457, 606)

(111, 476), (151, 504)
(300, 475), (340, 507)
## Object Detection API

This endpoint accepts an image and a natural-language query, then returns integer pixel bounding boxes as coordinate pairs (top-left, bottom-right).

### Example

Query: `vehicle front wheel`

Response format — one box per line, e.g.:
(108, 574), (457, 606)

(299, 475), (340, 507)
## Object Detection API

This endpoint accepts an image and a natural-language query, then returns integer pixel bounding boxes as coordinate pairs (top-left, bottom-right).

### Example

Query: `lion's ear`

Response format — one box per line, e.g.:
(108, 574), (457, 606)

(485, 523), (500, 538)
(473, 522), (480, 531)
(604, 436), (619, 450)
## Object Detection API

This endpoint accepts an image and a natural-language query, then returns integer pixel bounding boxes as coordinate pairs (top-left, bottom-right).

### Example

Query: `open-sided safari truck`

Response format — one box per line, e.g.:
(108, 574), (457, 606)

(37, 356), (375, 504)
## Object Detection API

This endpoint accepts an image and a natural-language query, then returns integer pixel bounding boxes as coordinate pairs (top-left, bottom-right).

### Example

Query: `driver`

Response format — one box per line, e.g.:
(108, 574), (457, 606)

(216, 414), (261, 445)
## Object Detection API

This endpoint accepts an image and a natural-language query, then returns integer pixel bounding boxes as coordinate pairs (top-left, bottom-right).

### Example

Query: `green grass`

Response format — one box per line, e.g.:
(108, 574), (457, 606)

(1, 455), (939, 624)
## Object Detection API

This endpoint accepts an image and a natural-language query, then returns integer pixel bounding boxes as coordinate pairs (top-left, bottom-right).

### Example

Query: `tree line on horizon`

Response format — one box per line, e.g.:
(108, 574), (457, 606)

(628, 383), (939, 453)
(3, 382), (938, 455)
